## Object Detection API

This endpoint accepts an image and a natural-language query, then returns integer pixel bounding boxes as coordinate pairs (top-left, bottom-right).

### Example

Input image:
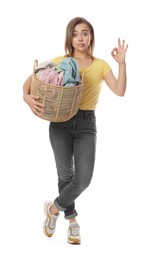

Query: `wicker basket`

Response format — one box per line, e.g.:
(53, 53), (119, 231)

(31, 60), (84, 122)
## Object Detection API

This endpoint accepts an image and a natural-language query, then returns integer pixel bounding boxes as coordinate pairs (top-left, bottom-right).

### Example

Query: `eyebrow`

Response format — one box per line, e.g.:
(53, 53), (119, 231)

(73, 30), (89, 32)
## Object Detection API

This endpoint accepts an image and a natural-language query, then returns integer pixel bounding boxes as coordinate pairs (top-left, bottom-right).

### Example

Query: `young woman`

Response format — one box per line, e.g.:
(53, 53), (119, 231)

(23, 17), (128, 245)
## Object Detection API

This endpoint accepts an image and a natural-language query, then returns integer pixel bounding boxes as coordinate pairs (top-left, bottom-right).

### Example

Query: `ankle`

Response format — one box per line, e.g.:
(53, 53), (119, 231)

(50, 204), (59, 216)
(69, 218), (77, 224)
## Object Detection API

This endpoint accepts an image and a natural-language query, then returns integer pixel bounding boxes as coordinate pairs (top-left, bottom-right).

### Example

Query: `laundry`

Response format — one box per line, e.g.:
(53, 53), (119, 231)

(59, 57), (81, 86)
(36, 57), (81, 86)
(37, 67), (64, 85)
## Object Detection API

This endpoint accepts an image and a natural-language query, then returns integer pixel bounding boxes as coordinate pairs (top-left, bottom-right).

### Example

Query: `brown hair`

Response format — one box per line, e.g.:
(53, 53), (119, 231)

(64, 17), (95, 57)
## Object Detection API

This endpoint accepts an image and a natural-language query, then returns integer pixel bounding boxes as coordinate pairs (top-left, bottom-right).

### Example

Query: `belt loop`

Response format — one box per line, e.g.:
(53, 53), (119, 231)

(84, 110), (88, 118)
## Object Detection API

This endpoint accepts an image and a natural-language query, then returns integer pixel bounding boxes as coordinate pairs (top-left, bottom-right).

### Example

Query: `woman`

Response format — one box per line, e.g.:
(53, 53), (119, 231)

(23, 17), (128, 244)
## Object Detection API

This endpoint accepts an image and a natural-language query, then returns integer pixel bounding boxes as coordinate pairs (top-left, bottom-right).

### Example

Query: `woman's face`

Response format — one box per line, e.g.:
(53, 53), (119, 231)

(72, 23), (92, 53)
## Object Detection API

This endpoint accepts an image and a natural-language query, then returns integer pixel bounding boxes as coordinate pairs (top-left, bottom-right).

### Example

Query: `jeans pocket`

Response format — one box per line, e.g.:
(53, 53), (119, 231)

(88, 113), (96, 123)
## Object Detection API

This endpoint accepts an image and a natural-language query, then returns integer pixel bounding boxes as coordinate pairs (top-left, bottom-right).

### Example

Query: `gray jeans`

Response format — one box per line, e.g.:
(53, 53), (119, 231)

(49, 109), (97, 219)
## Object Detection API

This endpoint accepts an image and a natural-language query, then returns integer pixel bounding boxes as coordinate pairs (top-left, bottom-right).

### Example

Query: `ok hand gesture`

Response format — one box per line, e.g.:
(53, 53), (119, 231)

(111, 38), (128, 64)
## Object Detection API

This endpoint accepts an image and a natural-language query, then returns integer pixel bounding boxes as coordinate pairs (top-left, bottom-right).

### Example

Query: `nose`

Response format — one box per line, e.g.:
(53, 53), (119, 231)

(78, 34), (83, 41)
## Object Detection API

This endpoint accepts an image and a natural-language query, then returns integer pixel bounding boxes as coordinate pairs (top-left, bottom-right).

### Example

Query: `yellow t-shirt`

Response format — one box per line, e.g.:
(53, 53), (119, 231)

(52, 56), (111, 110)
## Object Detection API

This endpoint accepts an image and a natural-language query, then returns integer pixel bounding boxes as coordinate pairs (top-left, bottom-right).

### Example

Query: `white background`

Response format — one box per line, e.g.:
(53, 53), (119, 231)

(0, 0), (159, 259)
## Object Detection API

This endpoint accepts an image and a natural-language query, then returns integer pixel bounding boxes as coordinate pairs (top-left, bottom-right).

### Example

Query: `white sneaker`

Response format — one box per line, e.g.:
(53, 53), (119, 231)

(67, 222), (81, 244)
(43, 201), (59, 237)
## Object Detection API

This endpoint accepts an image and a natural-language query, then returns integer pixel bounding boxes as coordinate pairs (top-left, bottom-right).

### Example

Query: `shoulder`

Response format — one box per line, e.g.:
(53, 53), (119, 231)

(93, 57), (111, 73)
(93, 57), (110, 66)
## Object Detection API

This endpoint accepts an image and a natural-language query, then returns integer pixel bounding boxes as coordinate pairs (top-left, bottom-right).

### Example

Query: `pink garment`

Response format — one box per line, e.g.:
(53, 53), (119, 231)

(37, 68), (64, 86)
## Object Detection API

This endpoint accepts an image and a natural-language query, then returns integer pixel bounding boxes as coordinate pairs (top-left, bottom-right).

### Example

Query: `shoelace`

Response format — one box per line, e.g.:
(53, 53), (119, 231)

(49, 215), (57, 228)
(70, 224), (80, 236)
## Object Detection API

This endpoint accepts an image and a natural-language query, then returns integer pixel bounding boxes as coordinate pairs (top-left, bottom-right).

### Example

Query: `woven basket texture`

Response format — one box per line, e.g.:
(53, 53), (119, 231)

(31, 60), (84, 122)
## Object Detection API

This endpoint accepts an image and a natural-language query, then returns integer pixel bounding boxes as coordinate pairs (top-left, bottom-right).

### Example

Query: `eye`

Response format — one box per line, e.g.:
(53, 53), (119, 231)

(82, 32), (88, 37)
(73, 32), (78, 37)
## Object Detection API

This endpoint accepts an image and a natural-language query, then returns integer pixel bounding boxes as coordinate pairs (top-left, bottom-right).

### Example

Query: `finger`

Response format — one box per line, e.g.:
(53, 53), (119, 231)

(36, 106), (45, 113)
(32, 95), (40, 100)
(111, 47), (118, 56)
(33, 107), (44, 117)
(118, 38), (121, 48)
(125, 44), (128, 52)
(32, 108), (41, 117)
(36, 111), (43, 117)
(34, 111), (42, 117)
(34, 100), (45, 108)
(122, 39), (125, 49)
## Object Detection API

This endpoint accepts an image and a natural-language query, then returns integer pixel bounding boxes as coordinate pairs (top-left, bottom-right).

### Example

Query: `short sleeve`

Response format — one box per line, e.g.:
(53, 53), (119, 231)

(102, 60), (111, 78)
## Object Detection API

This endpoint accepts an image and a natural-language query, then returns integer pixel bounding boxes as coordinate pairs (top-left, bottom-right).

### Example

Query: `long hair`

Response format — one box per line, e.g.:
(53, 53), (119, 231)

(64, 17), (95, 57)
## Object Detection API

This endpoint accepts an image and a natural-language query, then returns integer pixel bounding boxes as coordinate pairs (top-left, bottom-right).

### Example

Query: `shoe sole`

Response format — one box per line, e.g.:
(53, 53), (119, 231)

(43, 225), (53, 237)
(67, 238), (81, 245)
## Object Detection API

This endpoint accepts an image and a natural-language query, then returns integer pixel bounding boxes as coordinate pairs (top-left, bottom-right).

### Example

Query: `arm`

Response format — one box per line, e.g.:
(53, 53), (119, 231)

(23, 75), (45, 116)
(104, 38), (128, 96)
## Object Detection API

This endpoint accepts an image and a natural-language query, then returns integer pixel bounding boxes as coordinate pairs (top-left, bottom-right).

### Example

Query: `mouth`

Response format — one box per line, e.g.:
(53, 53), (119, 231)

(77, 43), (85, 47)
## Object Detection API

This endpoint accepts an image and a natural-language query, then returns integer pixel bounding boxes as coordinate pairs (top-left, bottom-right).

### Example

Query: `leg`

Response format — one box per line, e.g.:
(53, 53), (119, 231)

(53, 110), (97, 216)
(55, 132), (96, 210)
(49, 121), (77, 218)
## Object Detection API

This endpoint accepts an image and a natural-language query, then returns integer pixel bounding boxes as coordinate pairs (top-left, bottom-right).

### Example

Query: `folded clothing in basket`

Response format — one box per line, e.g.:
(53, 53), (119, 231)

(36, 57), (81, 86)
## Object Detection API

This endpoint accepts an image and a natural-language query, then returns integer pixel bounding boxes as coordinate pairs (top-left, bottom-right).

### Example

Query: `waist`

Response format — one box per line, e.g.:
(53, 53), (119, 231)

(77, 109), (95, 117)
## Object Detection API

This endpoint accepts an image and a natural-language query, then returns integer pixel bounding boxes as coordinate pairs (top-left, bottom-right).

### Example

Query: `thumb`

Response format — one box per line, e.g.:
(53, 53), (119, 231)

(33, 95), (40, 100)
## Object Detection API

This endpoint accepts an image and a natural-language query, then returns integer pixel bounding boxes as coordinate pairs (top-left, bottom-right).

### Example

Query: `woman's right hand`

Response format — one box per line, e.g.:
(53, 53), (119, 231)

(24, 93), (45, 116)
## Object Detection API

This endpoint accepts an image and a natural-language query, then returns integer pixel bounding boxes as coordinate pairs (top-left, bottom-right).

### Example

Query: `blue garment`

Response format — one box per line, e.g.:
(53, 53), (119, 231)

(59, 58), (81, 86)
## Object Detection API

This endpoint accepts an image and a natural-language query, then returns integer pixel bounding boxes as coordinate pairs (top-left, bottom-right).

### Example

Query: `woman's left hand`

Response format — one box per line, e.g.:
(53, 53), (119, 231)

(111, 38), (128, 64)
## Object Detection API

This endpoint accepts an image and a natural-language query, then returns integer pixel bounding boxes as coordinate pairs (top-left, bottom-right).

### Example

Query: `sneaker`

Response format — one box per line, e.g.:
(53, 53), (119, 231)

(43, 201), (59, 237)
(67, 222), (81, 244)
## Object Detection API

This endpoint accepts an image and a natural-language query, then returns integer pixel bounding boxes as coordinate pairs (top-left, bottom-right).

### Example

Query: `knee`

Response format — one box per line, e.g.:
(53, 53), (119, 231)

(73, 176), (92, 193)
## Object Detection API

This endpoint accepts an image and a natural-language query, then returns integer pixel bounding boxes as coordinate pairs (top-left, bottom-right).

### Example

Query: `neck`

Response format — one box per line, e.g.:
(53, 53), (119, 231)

(73, 51), (92, 60)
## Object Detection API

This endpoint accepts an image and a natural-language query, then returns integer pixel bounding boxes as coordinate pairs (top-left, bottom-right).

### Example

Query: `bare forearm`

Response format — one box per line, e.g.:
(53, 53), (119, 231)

(23, 75), (32, 101)
(110, 38), (128, 96)
(116, 62), (127, 96)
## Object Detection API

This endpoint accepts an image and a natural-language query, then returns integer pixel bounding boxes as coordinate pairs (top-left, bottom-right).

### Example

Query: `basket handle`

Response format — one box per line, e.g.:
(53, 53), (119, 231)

(33, 59), (38, 74)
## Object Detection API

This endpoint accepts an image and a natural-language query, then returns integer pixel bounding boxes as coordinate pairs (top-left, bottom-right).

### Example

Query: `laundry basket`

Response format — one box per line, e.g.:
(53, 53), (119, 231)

(31, 59), (84, 122)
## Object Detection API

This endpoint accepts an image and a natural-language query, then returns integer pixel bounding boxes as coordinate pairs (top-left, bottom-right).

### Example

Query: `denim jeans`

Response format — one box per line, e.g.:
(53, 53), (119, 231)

(49, 109), (97, 219)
